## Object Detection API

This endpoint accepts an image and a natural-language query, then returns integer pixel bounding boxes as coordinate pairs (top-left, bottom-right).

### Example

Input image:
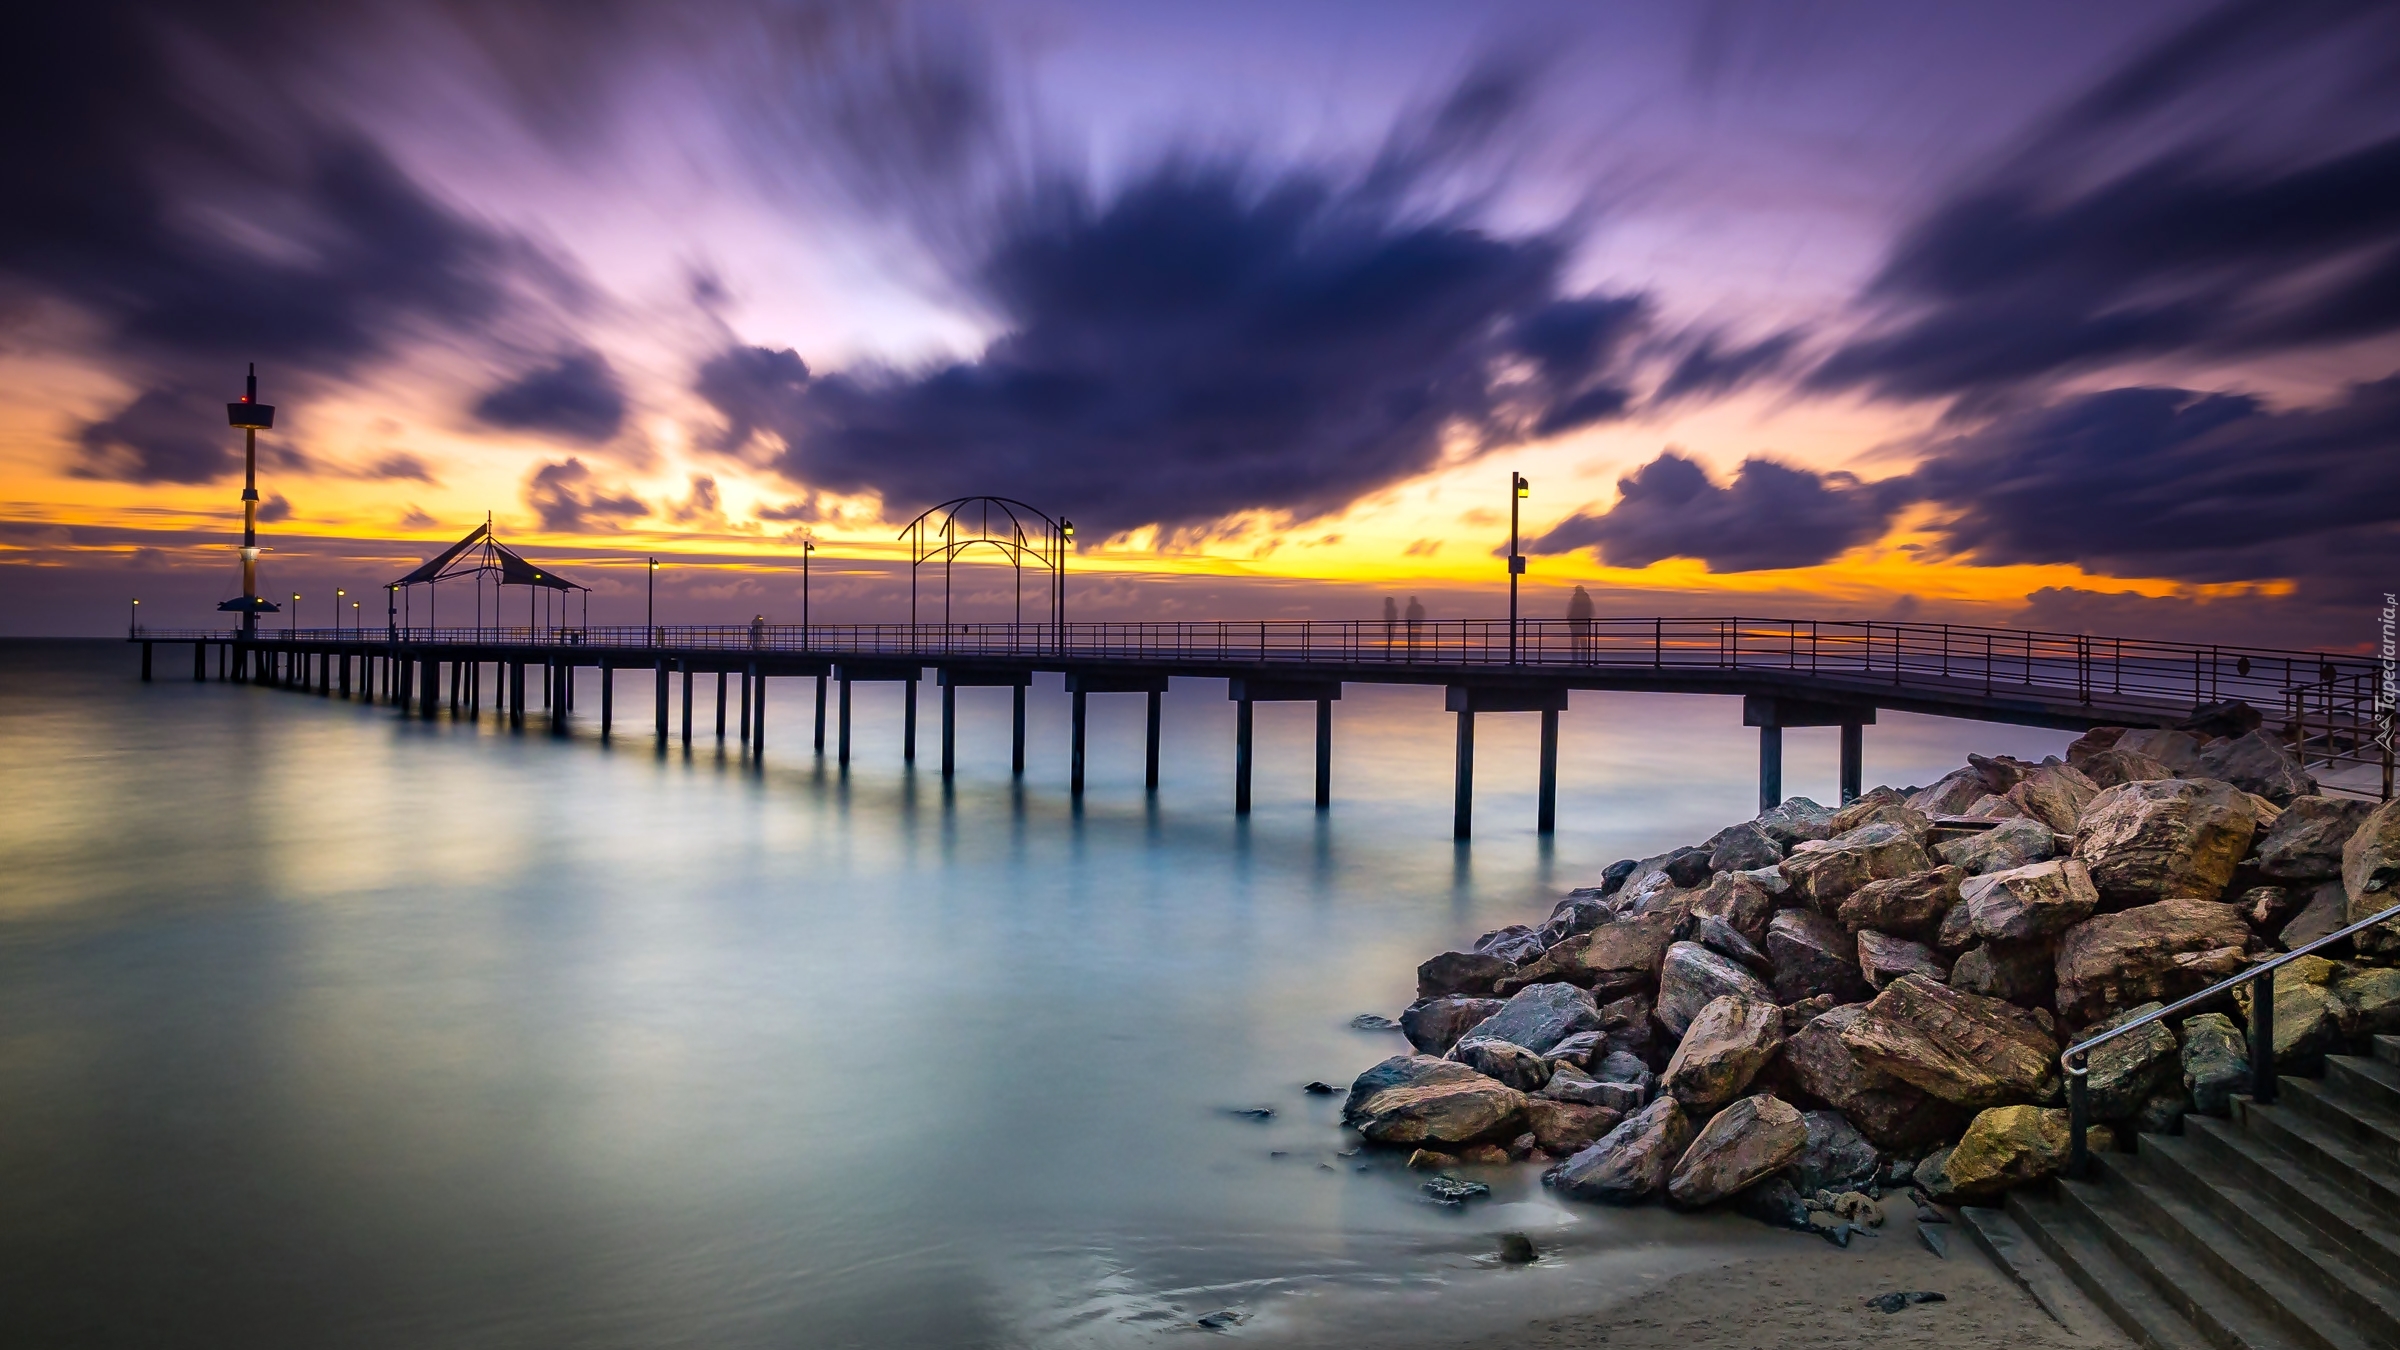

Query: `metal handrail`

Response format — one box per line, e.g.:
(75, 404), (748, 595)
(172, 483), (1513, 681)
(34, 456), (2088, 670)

(2065, 896), (2400, 1178)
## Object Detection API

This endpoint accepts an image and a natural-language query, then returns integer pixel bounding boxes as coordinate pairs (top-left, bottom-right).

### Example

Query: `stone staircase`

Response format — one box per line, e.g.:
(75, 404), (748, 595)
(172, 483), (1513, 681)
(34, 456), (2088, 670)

(1966, 1035), (2400, 1349)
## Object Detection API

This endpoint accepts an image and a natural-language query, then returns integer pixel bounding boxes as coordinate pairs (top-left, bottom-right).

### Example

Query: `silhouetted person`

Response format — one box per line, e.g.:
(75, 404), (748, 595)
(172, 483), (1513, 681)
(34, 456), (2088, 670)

(1405, 595), (1425, 661)
(1568, 585), (1595, 661)
(1383, 596), (1399, 655)
(750, 614), (766, 649)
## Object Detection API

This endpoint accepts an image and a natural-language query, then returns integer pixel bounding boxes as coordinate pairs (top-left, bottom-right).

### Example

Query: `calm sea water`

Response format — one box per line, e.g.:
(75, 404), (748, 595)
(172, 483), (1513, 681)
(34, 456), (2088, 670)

(0, 639), (2071, 1348)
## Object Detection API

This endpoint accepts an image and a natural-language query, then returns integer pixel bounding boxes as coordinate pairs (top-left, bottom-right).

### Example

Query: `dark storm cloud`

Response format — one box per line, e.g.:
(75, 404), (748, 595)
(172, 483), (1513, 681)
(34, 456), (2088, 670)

(1814, 0), (2400, 400)
(474, 350), (628, 443)
(1653, 329), (1803, 405)
(11, 1), (585, 481)
(1530, 451), (1900, 572)
(524, 458), (647, 533)
(696, 60), (1654, 533)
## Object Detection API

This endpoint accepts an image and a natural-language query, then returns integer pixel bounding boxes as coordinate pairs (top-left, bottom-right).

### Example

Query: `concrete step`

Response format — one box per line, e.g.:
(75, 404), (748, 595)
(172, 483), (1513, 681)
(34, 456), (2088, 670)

(2375, 1035), (2399, 1069)
(2086, 1152), (2377, 1350)
(2325, 1053), (2400, 1117)
(1959, 1203), (2123, 1339)
(2235, 1097), (2400, 1227)
(2282, 1077), (2400, 1171)
(2004, 1184), (2213, 1350)
(2136, 1131), (2400, 1345)
(2189, 1112), (2400, 1286)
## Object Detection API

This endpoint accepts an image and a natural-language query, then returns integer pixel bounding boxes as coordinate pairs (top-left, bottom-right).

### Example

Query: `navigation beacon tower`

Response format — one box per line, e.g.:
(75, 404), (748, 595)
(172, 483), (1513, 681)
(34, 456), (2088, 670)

(216, 365), (280, 638)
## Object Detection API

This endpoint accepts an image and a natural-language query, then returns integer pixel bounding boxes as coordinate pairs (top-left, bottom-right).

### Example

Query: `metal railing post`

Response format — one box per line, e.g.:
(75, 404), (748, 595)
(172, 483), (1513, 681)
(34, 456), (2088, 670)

(2067, 1056), (2090, 1179)
(2251, 966), (2277, 1106)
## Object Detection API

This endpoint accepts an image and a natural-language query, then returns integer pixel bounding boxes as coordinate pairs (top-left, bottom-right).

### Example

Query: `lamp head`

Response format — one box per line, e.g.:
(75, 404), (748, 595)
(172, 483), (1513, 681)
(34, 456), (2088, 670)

(1060, 518), (1075, 540)
(1514, 473), (1530, 498)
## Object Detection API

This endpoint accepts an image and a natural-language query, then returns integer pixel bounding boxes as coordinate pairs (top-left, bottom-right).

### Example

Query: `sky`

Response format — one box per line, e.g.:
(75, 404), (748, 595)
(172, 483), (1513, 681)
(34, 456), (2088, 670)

(2, 0), (2395, 644)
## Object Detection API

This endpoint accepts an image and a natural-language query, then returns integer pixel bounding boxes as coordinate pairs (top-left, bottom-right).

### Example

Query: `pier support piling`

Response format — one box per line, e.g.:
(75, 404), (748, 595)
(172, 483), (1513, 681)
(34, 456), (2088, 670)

(738, 666), (750, 742)
(942, 682), (956, 778)
(1742, 695), (1875, 814)
(654, 658), (668, 741)
(1012, 685), (1026, 776)
(1147, 691), (1163, 793)
(681, 661), (693, 748)
(1235, 698), (1254, 815)
(753, 669), (765, 754)
(1840, 722), (1864, 805)
(903, 677), (916, 763)
(716, 670), (727, 740)
(1757, 727), (1782, 815)
(838, 677), (852, 766)
(194, 642), (206, 683)
(1315, 698), (1332, 809)
(1453, 710), (1475, 840)
(601, 663), (613, 735)
(814, 675), (827, 753)
(1071, 689), (1087, 796)
(1538, 708), (1559, 834)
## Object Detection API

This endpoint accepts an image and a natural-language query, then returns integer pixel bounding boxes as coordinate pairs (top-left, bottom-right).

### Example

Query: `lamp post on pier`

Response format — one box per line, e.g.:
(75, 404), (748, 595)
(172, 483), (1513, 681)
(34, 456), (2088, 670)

(1509, 473), (1529, 664)
(802, 538), (813, 637)
(129, 597), (139, 636)
(290, 593), (301, 640)
(335, 588), (344, 634)
(647, 557), (659, 646)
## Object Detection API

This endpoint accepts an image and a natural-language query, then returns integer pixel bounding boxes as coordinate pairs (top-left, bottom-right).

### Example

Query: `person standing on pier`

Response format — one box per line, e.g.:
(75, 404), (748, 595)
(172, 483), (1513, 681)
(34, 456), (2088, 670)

(1404, 595), (1425, 662)
(1568, 585), (1595, 662)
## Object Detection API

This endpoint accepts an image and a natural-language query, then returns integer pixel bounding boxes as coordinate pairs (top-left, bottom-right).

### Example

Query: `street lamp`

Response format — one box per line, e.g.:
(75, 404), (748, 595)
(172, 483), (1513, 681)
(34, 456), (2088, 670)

(1057, 518), (1074, 650)
(291, 592), (301, 640)
(802, 537), (814, 636)
(335, 588), (345, 634)
(1509, 473), (1529, 664)
(647, 556), (660, 646)
(130, 597), (139, 636)
(352, 600), (360, 634)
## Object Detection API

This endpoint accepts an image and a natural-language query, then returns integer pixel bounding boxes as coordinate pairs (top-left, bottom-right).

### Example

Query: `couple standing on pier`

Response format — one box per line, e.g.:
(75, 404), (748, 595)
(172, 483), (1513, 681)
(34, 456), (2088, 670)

(1381, 586), (1596, 659)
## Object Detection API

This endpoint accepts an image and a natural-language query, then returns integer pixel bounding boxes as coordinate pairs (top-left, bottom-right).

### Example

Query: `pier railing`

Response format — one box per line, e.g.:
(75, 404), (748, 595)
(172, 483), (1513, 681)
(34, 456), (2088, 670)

(137, 615), (2381, 721)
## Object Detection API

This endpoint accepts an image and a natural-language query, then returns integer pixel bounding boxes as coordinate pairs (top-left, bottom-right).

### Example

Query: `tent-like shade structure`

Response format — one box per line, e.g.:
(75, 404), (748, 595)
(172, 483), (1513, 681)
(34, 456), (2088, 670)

(389, 521), (587, 592)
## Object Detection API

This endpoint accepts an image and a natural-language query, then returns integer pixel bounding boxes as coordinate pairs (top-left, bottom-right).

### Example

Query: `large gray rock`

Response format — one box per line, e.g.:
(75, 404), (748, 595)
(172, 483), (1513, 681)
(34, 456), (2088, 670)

(1547, 908), (1685, 995)
(2114, 728), (2206, 775)
(1948, 942), (2055, 1007)
(1544, 1030), (1608, 1070)
(2054, 899), (2250, 1025)
(1654, 941), (1774, 1038)
(1963, 858), (2100, 944)
(1690, 870), (1778, 945)
(1780, 821), (1936, 911)
(1524, 1098), (1622, 1155)
(1937, 817), (2057, 876)
(1344, 1055), (1527, 1144)
(1666, 1094), (1808, 1209)
(1910, 767), (1991, 817)
(2081, 1001), (2180, 1120)
(1595, 994), (1657, 1064)
(2193, 729), (2317, 805)
(1857, 929), (1950, 989)
(1779, 1003), (1970, 1150)
(1705, 821), (1784, 873)
(2281, 881), (2349, 949)
(2000, 762), (2102, 834)
(1472, 924), (1548, 966)
(1831, 787), (1931, 837)
(1546, 1097), (1692, 1204)
(1691, 914), (1773, 976)
(1756, 797), (1837, 850)
(1838, 866), (1961, 939)
(1460, 983), (1602, 1056)
(1839, 974), (2061, 1107)
(1659, 995), (1784, 1110)
(1787, 1109), (1882, 1195)
(1765, 909), (1873, 1004)
(2078, 747), (2177, 790)
(1448, 1037), (1554, 1092)
(1541, 895), (1614, 946)
(2072, 779), (2259, 907)
(1417, 950), (1516, 999)
(2180, 1012), (2249, 1116)
(2342, 798), (2400, 957)
(1401, 995), (1505, 1056)
(2254, 796), (2375, 881)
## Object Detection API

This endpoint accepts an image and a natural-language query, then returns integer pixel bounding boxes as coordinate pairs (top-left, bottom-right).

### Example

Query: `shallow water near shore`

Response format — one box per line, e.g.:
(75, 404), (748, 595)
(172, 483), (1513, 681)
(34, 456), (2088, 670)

(0, 638), (2072, 1348)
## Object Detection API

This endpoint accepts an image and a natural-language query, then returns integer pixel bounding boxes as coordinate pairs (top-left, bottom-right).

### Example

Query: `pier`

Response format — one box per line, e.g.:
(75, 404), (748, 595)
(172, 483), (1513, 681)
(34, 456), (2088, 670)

(127, 616), (2393, 834)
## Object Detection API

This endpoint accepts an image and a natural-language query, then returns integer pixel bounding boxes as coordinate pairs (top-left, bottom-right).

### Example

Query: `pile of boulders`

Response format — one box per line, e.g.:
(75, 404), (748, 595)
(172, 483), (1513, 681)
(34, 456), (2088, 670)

(1344, 710), (2400, 1227)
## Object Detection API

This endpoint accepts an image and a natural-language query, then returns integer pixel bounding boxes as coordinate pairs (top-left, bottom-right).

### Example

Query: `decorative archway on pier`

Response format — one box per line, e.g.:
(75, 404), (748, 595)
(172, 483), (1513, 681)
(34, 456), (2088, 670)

(387, 516), (590, 638)
(897, 497), (1068, 641)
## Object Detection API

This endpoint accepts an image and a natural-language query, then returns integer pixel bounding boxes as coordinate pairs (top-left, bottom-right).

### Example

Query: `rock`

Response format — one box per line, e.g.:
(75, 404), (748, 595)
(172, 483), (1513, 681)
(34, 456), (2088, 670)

(2114, 728), (2206, 774)
(1691, 914), (1774, 976)
(1460, 983), (1603, 1056)
(1866, 1290), (1948, 1314)
(1497, 1232), (1539, 1264)
(1660, 995), (1784, 1109)
(2342, 798), (2400, 957)
(2182, 700), (2265, 739)
(1766, 909), (1874, 1003)
(2234, 885), (2292, 934)
(1407, 1148), (1457, 1170)
(2335, 964), (2400, 1038)
(1553, 909), (1685, 995)
(1344, 1055), (1528, 1146)
(1546, 1097), (1693, 1204)
(2281, 881), (2349, 949)
(1401, 996), (1506, 1056)
(1656, 941), (1776, 1037)
(1548, 1072), (1645, 1111)
(2001, 762), (2102, 834)
(1734, 1175), (1814, 1231)
(2072, 779), (2259, 907)
(1780, 993), (1838, 1033)
(1839, 867), (1962, 939)
(1912, 1146), (1957, 1200)
(2065, 726), (2126, 766)
(1690, 870), (1778, 945)
(1541, 896), (1614, 945)
(2254, 797), (2375, 881)
(1832, 787), (1921, 835)
(2054, 899), (2251, 1025)
(1663, 846), (1717, 889)
(2180, 1012), (2250, 1115)
(1934, 900), (1979, 954)
(1524, 1097), (1623, 1155)
(1910, 767), (1992, 817)
(2077, 747), (2178, 789)
(1962, 859), (2100, 944)
(1303, 1081), (1337, 1095)
(1858, 930), (1950, 989)
(2234, 955), (2343, 1069)
(1935, 817), (2057, 877)
(1756, 797), (1839, 850)
(1544, 1030), (1607, 1069)
(1423, 1175), (1492, 1205)
(1594, 1050), (1655, 1086)
(1417, 951), (1517, 999)
(1596, 858), (1640, 896)
(1706, 821), (1784, 872)
(1449, 1038), (1554, 1091)
(1787, 1109), (1882, 1195)
(1595, 995), (1657, 1064)
(1780, 1004), (1971, 1151)
(2080, 1002), (2180, 1120)
(1667, 1094), (1809, 1208)
(1840, 975), (2061, 1107)
(1966, 754), (2035, 796)
(1473, 923), (1544, 958)
(1948, 942), (2055, 1007)
(1939, 1105), (2077, 1198)
(2135, 1087), (2192, 1135)
(2193, 729), (2317, 804)
(1782, 821), (1938, 911)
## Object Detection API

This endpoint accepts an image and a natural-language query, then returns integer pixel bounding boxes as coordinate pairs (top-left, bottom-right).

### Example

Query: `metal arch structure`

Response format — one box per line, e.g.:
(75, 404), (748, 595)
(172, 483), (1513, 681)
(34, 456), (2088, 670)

(898, 497), (1069, 649)
(385, 515), (592, 641)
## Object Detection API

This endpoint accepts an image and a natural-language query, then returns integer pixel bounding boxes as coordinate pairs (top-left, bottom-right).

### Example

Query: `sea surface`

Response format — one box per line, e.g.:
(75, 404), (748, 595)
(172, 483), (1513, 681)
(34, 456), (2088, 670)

(0, 638), (2071, 1348)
